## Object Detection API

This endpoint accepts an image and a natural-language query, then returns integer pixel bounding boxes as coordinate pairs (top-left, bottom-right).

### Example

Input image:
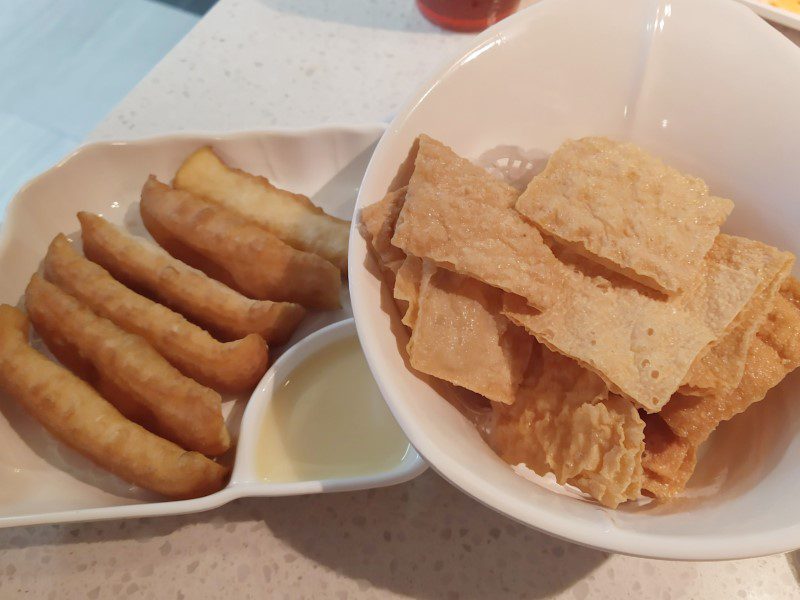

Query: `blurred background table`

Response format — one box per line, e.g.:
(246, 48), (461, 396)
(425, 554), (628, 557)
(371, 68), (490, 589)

(2, 0), (800, 598)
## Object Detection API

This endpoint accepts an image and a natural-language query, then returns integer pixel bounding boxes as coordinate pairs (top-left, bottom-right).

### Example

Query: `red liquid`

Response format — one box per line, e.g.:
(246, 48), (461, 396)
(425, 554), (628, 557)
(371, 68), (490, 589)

(417, 0), (521, 32)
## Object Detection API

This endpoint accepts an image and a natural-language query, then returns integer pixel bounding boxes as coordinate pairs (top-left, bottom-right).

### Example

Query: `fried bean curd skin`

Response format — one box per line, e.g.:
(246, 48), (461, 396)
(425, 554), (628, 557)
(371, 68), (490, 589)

(359, 186), (410, 281)
(641, 413), (698, 499)
(174, 146), (349, 271)
(140, 177), (341, 310)
(517, 137), (733, 294)
(407, 262), (532, 405)
(393, 256), (423, 329)
(490, 347), (644, 508)
(43, 234), (267, 393)
(78, 212), (305, 344)
(359, 187), (420, 325)
(679, 257), (792, 398)
(0, 305), (227, 499)
(661, 279), (800, 445)
(394, 135), (788, 412)
(25, 275), (230, 456)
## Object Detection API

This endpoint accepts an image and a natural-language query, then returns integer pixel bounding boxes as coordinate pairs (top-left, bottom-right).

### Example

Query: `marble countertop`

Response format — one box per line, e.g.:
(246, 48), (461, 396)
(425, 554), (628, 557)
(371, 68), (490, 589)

(3, 0), (800, 597)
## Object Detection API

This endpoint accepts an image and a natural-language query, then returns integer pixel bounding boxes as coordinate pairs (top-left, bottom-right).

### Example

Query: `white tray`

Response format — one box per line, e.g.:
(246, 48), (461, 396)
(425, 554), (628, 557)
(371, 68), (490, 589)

(0, 125), (426, 528)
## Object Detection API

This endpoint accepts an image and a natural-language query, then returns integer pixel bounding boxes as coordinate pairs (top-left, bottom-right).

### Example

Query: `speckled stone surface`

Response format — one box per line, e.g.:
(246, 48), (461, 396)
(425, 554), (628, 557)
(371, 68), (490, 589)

(3, 472), (800, 599)
(90, 0), (472, 139)
(4, 0), (800, 598)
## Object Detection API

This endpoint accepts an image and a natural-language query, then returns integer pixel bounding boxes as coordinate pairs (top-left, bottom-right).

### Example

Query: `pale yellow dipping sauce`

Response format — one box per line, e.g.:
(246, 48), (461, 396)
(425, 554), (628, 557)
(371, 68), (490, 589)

(771, 0), (800, 14)
(256, 336), (411, 482)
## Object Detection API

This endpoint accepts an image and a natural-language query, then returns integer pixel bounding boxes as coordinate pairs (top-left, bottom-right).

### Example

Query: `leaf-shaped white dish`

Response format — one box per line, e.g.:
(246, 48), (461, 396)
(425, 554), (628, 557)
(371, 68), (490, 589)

(0, 125), (425, 528)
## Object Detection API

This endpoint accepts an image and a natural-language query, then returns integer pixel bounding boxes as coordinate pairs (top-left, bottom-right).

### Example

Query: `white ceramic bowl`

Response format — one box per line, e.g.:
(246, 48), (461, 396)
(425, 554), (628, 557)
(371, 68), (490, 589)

(350, 0), (800, 559)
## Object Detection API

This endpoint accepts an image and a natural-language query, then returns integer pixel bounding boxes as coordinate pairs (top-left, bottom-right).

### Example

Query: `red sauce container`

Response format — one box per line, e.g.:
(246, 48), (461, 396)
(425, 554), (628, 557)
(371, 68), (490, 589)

(417, 0), (521, 32)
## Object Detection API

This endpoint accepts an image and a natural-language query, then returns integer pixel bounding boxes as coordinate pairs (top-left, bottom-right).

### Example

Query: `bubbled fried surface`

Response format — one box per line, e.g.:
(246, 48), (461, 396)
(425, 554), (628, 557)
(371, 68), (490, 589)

(662, 279), (800, 445)
(393, 256), (423, 329)
(358, 186), (408, 280)
(0, 305), (227, 499)
(680, 257), (792, 398)
(641, 413), (698, 499)
(490, 347), (644, 508)
(517, 137), (733, 294)
(392, 136), (786, 412)
(408, 262), (533, 406)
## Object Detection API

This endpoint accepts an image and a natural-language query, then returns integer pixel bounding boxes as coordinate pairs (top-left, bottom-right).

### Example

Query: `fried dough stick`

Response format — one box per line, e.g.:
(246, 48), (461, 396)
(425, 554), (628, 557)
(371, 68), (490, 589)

(26, 275), (231, 456)
(140, 177), (341, 309)
(43, 235), (267, 393)
(0, 305), (227, 499)
(78, 212), (305, 344)
(173, 146), (350, 272)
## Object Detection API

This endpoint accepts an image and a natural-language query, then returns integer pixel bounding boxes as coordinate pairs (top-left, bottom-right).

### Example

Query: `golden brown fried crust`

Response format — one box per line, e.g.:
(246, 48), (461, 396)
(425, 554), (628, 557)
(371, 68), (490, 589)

(358, 187), (408, 280)
(44, 234), (268, 393)
(141, 177), (341, 310)
(408, 263), (532, 405)
(78, 211), (305, 344)
(25, 274), (230, 456)
(393, 137), (784, 412)
(679, 255), (793, 398)
(641, 413), (697, 499)
(516, 137), (733, 295)
(0, 305), (228, 499)
(662, 281), (800, 446)
(490, 347), (644, 509)
(173, 146), (349, 272)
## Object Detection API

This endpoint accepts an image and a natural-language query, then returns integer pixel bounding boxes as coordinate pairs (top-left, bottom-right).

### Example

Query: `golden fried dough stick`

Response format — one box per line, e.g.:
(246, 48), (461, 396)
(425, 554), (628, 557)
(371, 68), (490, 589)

(0, 305), (227, 499)
(25, 275), (231, 456)
(173, 146), (350, 272)
(140, 177), (341, 310)
(43, 234), (267, 393)
(78, 212), (305, 344)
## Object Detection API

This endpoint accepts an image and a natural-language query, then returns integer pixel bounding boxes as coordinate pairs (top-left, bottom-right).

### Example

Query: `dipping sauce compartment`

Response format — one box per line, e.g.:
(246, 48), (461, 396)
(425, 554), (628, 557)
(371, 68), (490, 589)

(231, 319), (425, 494)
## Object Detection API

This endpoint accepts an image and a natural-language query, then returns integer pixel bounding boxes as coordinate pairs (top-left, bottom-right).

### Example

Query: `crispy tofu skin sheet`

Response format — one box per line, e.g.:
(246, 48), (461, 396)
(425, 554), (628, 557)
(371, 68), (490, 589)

(0, 305), (227, 499)
(641, 413), (698, 499)
(141, 177), (341, 310)
(360, 182), (533, 406)
(358, 186), (408, 282)
(25, 275), (231, 456)
(359, 186), (423, 327)
(43, 234), (268, 393)
(680, 257), (793, 398)
(392, 135), (566, 308)
(78, 212), (305, 344)
(173, 146), (350, 272)
(394, 256), (423, 329)
(490, 346), (645, 508)
(661, 279), (800, 446)
(517, 137), (733, 295)
(408, 262), (532, 405)
(393, 135), (788, 412)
